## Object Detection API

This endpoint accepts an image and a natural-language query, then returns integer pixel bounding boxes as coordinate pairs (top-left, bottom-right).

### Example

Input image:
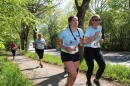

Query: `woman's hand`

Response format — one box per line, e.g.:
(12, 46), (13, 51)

(43, 42), (46, 46)
(94, 31), (99, 38)
(64, 47), (72, 53)
(99, 39), (104, 43)
(80, 38), (85, 46)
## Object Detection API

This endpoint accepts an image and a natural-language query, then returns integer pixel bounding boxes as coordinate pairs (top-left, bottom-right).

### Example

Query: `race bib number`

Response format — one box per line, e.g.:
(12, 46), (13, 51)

(69, 46), (78, 54)
(91, 41), (100, 48)
(38, 43), (43, 47)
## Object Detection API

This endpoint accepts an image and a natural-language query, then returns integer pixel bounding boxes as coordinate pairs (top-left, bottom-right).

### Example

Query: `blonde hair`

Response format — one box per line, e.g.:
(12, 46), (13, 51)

(38, 33), (42, 37)
(88, 14), (100, 26)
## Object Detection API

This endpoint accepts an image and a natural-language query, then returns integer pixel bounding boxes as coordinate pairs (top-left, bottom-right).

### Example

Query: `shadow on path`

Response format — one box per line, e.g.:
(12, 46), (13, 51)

(103, 52), (130, 63)
(20, 66), (39, 71)
(35, 72), (67, 86)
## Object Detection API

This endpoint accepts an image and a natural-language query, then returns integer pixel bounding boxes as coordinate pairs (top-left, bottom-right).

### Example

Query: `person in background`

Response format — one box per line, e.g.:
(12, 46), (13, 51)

(10, 42), (17, 60)
(56, 15), (84, 86)
(33, 33), (46, 68)
(82, 14), (106, 86)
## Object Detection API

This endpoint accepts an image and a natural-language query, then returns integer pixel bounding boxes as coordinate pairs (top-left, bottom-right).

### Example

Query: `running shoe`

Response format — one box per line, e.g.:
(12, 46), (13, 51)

(86, 81), (93, 86)
(93, 79), (101, 86)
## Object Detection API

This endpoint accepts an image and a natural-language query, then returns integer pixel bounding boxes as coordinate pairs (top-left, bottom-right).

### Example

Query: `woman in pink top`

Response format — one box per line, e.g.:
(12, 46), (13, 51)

(10, 42), (17, 60)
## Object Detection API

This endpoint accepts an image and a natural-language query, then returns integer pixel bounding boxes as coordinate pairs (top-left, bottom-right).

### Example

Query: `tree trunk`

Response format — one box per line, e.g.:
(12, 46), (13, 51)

(75, 0), (91, 61)
(24, 26), (29, 51)
(20, 32), (25, 50)
(77, 7), (86, 61)
(33, 29), (37, 41)
(33, 29), (37, 52)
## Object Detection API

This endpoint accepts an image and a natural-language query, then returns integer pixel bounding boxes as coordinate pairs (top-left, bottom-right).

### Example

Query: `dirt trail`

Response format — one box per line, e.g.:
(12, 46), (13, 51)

(8, 51), (124, 86)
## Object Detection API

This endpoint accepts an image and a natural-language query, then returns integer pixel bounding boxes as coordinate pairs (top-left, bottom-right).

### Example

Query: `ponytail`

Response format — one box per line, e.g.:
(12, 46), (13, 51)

(88, 19), (93, 26)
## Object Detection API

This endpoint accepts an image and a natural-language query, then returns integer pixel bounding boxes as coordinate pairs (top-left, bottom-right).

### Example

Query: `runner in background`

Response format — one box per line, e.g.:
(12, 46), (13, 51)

(33, 33), (46, 68)
(10, 42), (17, 60)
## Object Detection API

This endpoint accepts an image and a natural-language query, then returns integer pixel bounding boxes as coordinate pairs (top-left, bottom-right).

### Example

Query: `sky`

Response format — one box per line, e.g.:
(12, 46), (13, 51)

(59, 0), (71, 9)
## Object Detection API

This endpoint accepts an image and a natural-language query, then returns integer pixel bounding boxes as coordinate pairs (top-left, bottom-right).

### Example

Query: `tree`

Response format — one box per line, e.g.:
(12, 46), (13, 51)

(26, 0), (61, 38)
(75, 0), (91, 60)
(0, 0), (36, 50)
(89, 0), (130, 51)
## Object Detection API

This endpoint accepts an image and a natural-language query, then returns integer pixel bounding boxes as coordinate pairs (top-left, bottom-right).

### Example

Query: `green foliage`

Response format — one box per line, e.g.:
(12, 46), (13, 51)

(0, 42), (5, 49)
(0, 55), (33, 86)
(103, 63), (130, 84)
(44, 54), (63, 65)
(20, 50), (63, 66)
(79, 60), (87, 71)
(89, 0), (130, 51)
(0, 0), (37, 51)
(38, 8), (70, 47)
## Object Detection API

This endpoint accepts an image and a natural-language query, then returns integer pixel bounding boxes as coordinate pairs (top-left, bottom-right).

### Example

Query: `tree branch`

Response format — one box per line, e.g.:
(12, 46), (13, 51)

(36, 1), (61, 17)
(82, 0), (91, 9)
(75, 0), (79, 9)
(15, 27), (20, 35)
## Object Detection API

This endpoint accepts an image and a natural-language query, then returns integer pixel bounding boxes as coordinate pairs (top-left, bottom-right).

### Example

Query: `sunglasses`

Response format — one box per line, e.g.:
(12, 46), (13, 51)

(94, 19), (100, 21)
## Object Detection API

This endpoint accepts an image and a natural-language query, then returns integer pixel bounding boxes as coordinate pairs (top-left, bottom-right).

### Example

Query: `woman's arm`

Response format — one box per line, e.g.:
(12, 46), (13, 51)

(43, 42), (46, 46)
(83, 31), (99, 44)
(56, 38), (66, 50)
(56, 38), (72, 52)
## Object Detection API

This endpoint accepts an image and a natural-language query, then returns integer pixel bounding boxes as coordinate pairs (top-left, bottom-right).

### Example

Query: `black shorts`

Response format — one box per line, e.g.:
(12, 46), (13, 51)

(36, 48), (44, 59)
(61, 51), (80, 62)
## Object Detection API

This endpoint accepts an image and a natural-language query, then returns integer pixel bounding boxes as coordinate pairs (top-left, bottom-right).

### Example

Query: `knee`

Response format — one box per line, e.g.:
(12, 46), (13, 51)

(71, 76), (77, 80)
(99, 63), (106, 70)
(70, 73), (77, 80)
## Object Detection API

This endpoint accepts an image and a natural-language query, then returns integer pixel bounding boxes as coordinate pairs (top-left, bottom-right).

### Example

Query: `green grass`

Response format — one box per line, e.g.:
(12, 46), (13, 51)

(21, 50), (130, 85)
(20, 50), (63, 66)
(0, 52), (34, 86)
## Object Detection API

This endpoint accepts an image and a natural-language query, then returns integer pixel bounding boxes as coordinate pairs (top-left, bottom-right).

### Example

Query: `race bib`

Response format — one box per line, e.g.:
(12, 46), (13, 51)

(91, 41), (100, 48)
(38, 43), (43, 47)
(69, 46), (78, 54)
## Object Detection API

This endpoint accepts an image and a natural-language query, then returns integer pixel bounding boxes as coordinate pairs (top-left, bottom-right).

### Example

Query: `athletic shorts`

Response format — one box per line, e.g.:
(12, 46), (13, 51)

(61, 51), (80, 62)
(36, 48), (44, 59)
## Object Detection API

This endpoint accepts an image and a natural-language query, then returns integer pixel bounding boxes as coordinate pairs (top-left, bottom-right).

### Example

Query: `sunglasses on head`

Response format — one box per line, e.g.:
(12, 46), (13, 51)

(94, 19), (100, 21)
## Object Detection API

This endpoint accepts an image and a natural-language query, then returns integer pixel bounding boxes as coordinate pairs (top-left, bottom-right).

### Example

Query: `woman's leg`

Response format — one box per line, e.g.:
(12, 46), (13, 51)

(36, 49), (43, 67)
(39, 49), (44, 67)
(11, 50), (15, 60)
(94, 50), (106, 80)
(14, 50), (16, 56)
(84, 47), (94, 82)
(64, 61), (80, 86)
(13, 50), (16, 59)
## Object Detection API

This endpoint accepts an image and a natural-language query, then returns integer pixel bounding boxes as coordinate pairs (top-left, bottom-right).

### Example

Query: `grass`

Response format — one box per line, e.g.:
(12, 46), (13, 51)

(0, 52), (34, 86)
(21, 50), (130, 85)
(20, 50), (63, 66)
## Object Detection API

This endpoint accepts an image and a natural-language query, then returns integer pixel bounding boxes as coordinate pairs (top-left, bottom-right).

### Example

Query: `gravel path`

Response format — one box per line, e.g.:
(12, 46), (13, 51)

(7, 51), (126, 86)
